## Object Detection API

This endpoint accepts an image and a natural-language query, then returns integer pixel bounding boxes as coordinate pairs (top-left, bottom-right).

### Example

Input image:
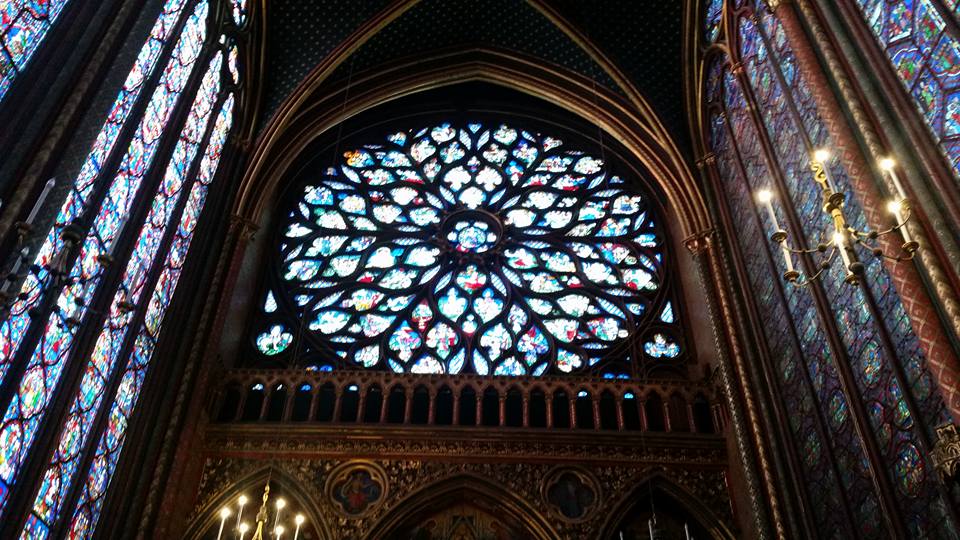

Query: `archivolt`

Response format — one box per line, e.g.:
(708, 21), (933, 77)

(365, 472), (558, 539)
(237, 48), (710, 240)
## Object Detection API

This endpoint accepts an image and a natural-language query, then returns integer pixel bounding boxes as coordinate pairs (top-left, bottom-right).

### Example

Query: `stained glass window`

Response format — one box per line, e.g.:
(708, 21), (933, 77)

(0, 0), (239, 534)
(22, 49), (226, 537)
(0, 0), (71, 100)
(0, 0), (209, 518)
(855, 0), (960, 181)
(254, 122), (683, 376)
(702, 0), (956, 535)
(67, 93), (235, 540)
(232, 0), (247, 25)
(708, 53), (881, 536)
(0, 0), (190, 395)
(704, 0), (724, 43)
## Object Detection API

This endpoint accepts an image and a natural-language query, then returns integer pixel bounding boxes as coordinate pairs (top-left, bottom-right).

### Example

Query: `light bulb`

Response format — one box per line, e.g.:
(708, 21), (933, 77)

(239, 523), (250, 533)
(887, 200), (903, 214)
(879, 157), (896, 171)
(276, 525), (286, 535)
(813, 148), (831, 162)
(238, 494), (248, 506)
(276, 498), (286, 509)
(833, 231), (846, 246)
(219, 507), (232, 519)
(756, 189), (773, 203)
(296, 514), (305, 525)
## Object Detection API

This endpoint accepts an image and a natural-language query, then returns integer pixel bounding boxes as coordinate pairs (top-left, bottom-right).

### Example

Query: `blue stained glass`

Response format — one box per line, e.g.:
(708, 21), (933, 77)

(0, 0), (190, 398)
(854, 0), (960, 182)
(22, 51), (225, 536)
(68, 94), (235, 539)
(737, 7), (955, 535)
(704, 0), (724, 42)
(259, 122), (682, 376)
(0, 0), (72, 100)
(0, 0), (209, 518)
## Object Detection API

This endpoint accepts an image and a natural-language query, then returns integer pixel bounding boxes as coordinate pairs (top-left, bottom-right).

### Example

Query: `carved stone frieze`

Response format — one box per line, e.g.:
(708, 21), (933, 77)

(192, 452), (732, 540)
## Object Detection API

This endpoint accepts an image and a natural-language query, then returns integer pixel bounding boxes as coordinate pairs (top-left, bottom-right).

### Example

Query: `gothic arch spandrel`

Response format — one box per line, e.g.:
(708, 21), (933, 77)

(367, 473), (557, 540)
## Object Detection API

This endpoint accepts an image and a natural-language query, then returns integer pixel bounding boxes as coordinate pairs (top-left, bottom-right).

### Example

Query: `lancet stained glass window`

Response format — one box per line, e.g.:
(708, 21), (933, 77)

(0, 0), (190, 394)
(704, 0), (956, 536)
(0, 0), (240, 535)
(255, 122), (683, 376)
(0, 0), (209, 517)
(0, 0), (71, 100)
(854, 0), (960, 181)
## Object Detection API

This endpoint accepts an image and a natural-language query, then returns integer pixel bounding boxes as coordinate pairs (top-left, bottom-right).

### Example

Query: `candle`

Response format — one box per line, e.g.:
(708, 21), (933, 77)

(887, 200), (913, 245)
(685, 523), (692, 540)
(2, 248), (27, 295)
(648, 518), (655, 540)
(238, 522), (250, 540)
(25, 177), (56, 226)
(294, 514), (305, 540)
(274, 498), (286, 532)
(834, 231), (852, 271)
(814, 149), (836, 192)
(880, 158), (907, 201)
(275, 525), (285, 540)
(756, 189), (781, 232)
(237, 494), (248, 531)
(781, 244), (794, 274)
(216, 508), (231, 540)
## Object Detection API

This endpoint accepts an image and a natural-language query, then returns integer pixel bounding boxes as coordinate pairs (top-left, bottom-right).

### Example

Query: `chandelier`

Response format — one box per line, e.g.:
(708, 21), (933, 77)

(214, 483), (306, 540)
(755, 150), (916, 286)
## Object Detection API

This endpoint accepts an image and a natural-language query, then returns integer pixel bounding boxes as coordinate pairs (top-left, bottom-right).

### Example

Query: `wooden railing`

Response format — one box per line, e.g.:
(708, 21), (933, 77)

(211, 369), (726, 434)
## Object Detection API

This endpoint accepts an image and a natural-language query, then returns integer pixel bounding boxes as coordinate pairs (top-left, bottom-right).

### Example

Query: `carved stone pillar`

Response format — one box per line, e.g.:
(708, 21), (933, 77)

(768, 0), (960, 421)
(615, 398), (625, 431)
(545, 395), (554, 428)
(689, 232), (779, 538)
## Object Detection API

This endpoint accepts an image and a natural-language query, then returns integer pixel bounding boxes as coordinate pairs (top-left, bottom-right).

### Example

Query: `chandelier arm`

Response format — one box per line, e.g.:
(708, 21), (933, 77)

(786, 265), (828, 287)
(851, 236), (917, 263)
(781, 244), (823, 255)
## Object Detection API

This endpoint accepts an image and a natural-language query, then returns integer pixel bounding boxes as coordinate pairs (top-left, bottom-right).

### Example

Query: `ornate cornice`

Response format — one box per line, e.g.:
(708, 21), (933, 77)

(203, 425), (728, 466)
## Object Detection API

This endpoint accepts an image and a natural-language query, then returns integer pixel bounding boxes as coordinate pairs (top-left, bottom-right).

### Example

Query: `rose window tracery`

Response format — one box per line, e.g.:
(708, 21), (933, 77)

(254, 121), (682, 376)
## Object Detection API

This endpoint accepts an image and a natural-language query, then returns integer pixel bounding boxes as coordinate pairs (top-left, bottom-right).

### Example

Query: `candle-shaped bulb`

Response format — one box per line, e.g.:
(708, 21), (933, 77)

(887, 200), (914, 246)
(756, 188), (783, 236)
(25, 177), (56, 226)
(238, 494), (248, 506)
(813, 148), (831, 163)
(276, 525), (286, 539)
(879, 156), (908, 200)
(833, 231), (846, 247)
(239, 523), (249, 533)
(834, 231), (854, 274)
(216, 507), (232, 540)
(295, 514), (305, 525)
(276, 498), (286, 510)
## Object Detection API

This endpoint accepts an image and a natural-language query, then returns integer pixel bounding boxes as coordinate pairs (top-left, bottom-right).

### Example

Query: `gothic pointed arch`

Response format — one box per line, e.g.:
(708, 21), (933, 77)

(598, 472), (736, 540)
(184, 466), (331, 540)
(237, 47), (709, 241)
(366, 473), (558, 539)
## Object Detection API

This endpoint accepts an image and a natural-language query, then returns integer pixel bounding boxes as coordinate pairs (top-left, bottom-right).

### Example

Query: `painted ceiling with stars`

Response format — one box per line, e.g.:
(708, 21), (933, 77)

(258, 0), (691, 158)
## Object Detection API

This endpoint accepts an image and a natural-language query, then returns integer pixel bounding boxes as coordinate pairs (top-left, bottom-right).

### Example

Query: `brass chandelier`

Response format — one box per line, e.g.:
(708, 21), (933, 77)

(756, 150), (917, 286)
(213, 483), (306, 540)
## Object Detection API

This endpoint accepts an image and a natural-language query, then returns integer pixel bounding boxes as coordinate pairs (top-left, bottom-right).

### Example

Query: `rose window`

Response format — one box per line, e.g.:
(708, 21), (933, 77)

(254, 122), (682, 376)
